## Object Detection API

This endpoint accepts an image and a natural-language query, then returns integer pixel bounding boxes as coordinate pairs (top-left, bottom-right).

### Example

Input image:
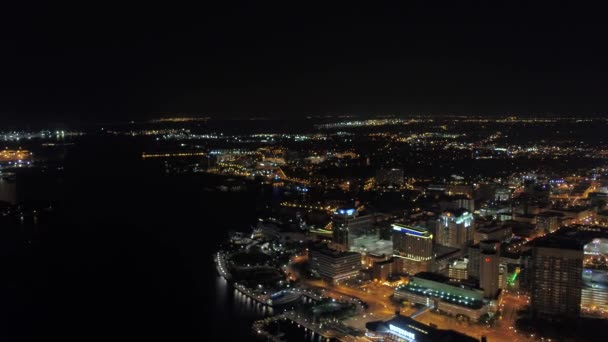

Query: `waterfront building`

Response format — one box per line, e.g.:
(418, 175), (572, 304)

(308, 245), (361, 283)
(366, 314), (480, 342)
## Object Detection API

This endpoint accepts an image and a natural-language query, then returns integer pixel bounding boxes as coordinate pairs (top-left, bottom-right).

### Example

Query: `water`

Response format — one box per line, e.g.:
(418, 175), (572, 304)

(0, 135), (278, 341)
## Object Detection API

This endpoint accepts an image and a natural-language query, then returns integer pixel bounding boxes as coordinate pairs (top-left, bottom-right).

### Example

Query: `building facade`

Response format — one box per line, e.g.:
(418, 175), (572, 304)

(530, 245), (584, 318)
(332, 208), (376, 251)
(308, 246), (362, 283)
(392, 224), (434, 275)
(436, 209), (474, 249)
(394, 272), (489, 321)
(366, 315), (480, 342)
(536, 212), (562, 234)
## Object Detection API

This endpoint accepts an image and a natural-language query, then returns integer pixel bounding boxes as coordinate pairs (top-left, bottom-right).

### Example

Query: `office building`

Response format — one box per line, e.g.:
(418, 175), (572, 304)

(479, 240), (501, 299)
(372, 258), (394, 281)
(531, 244), (583, 318)
(392, 224), (434, 275)
(528, 226), (608, 318)
(536, 212), (562, 234)
(436, 209), (474, 249)
(308, 245), (361, 283)
(448, 259), (469, 280)
(331, 208), (376, 251)
(528, 227), (603, 319)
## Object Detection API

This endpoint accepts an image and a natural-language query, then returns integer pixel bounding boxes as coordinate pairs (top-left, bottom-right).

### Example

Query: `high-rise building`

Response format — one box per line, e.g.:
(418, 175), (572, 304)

(479, 240), (501, 299)
(392, 224), (434, 275)
(331, 208), (376, 251)
(468, 244), (481, 279)
(308, 245), (362, 283)
(530, 239), (584, 319)
(436, 209), (474, 250)
(536, 212), (562, 234)
(525, 228), (608, 319)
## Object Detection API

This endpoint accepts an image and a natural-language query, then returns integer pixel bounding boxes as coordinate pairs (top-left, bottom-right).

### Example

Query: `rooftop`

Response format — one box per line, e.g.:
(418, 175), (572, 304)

(366, 315), (479, 342)
(533, 226), (608, 250)
(477, 225), (510, 233)
(442, 208), (470, 217)
(309, 245), (360, 258)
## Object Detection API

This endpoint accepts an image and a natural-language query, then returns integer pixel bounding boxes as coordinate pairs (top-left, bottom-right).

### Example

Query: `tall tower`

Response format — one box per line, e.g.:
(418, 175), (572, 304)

(479, 240), (500, 299)
(331, 208), (377, 251)
(531, 244), (583, 318)
(436, 209), (474, 249)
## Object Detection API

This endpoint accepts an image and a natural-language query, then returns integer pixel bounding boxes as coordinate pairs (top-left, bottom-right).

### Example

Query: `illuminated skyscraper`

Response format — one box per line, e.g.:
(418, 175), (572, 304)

(436, 209), (474, 250)
(331, 208), (375, 251)
(392, 224), (434, 274)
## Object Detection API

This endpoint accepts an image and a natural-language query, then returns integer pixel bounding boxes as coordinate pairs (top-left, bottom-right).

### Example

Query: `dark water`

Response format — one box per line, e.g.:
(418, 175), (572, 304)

(0, 135), (277, 341)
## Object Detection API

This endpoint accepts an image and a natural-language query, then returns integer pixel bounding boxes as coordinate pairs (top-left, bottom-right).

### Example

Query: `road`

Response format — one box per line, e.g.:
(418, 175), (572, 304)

(300, 278), (415, 330)
(413, 290), (533, 342)
(288, 256), (537, 341)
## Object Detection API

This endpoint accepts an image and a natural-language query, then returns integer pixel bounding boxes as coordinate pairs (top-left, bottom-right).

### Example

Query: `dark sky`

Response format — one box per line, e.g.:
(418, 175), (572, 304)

(4, 2), (608, 123)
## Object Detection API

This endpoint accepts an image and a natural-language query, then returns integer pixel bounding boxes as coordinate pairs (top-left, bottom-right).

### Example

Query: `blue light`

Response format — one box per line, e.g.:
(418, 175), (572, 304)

(338, 208), (355, 215)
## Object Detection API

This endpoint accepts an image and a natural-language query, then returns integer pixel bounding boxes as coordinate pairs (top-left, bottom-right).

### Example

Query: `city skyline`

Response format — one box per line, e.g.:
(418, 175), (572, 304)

(4, 3), (608, 342)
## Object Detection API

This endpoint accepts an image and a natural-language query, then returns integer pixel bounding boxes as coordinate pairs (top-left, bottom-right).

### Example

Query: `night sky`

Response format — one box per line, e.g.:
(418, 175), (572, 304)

(4, 2), (608, 123)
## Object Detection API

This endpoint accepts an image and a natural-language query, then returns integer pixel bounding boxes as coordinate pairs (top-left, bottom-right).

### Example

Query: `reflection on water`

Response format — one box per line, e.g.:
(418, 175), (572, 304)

(232, 287), (274, 316)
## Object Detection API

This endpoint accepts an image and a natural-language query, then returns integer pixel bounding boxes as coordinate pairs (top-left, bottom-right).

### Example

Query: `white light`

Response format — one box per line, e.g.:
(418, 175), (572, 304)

(389, 324), (415, 340)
